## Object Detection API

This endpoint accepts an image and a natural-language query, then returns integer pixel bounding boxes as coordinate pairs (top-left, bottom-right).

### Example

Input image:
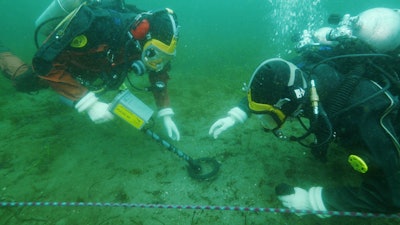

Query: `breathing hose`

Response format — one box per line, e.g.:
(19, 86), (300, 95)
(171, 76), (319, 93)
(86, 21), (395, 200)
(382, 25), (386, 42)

(292, 53), (394, 147)
(325, 68), (363, 120)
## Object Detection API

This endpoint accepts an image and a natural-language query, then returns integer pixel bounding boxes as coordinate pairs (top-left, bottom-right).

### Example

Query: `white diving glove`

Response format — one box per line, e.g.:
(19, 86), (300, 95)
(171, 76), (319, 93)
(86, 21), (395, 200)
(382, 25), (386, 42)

(75, 92), (114, 124)
(209, 107), (248, 139)
(158, 108), (180, 141)
(276, 183), (329, 218)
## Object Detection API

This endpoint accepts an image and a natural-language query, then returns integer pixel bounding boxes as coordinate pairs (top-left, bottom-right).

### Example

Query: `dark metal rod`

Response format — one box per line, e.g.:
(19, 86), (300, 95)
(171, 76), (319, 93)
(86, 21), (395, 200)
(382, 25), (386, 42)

(143, 128), (196, 166)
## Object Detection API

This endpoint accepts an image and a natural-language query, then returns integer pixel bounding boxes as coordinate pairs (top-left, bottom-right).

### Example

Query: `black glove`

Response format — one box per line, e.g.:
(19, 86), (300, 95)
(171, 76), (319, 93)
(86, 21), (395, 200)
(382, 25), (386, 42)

(13, 67), (47, 93)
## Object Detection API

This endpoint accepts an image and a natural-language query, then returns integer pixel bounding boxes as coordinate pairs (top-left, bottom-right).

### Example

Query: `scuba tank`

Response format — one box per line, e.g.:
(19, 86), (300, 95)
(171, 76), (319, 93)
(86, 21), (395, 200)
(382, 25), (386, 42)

(353, 8), (400, 53)
(325, 8), (400, 53)
(296, 8), (400, 53)
(35, 0), (85, 36)
(35, 0), (126, 36)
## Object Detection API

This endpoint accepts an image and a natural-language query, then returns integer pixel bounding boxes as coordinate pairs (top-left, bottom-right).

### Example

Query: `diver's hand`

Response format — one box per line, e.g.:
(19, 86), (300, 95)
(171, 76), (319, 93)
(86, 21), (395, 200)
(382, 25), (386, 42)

(276, 183), (329, 218)
(209, 107), (247, 139)
(75, 92), (114, 124)
(158, 108), (180, 141)
(276, 184), (311, 212)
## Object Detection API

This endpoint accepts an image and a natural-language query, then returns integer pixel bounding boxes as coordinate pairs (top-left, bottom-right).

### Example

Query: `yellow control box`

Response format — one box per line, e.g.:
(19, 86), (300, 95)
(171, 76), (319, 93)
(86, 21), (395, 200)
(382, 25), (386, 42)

(109, 90), (154, 129)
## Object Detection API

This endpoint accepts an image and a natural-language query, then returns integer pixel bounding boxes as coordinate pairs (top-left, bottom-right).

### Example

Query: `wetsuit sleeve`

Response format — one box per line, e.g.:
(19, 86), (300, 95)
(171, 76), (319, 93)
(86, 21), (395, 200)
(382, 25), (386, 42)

(148, 69), (170, 109)
(38, 63), (88, 101)
(323, 80), (400, 213)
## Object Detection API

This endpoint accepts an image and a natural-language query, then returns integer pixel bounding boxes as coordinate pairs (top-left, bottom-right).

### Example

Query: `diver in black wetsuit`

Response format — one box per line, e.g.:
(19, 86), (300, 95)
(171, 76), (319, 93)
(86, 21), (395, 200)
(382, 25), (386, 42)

(208, 7), (400, 216)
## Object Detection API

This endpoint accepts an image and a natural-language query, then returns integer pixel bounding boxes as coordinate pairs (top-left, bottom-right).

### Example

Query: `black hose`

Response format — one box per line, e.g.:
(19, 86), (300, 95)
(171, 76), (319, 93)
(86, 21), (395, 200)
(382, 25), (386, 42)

(294, 104), (333, 149)
(310, 53), (393, 71)
(292, 53), (394, 147)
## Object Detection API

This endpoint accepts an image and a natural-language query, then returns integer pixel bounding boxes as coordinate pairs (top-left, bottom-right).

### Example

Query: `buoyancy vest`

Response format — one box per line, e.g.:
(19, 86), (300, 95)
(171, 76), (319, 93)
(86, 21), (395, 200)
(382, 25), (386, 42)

(32, 5), (138, 77)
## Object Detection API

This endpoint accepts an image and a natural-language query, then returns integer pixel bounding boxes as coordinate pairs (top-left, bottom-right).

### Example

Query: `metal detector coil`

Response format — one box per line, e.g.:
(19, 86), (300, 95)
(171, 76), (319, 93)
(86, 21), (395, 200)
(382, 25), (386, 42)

(109, 90), (154, 129)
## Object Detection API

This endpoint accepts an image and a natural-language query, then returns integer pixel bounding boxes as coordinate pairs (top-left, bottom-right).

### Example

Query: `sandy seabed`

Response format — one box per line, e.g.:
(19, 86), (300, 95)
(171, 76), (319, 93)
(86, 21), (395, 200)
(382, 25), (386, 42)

(1, 67), (399, 225)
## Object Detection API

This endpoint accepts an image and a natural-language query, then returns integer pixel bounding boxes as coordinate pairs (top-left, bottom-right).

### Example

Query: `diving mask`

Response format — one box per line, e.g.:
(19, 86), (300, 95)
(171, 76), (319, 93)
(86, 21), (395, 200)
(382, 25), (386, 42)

(256, 114), (280, 130)
(248, 91), (287, 130)
(142, 36), (177, 72)
(130, 8), (179, 72)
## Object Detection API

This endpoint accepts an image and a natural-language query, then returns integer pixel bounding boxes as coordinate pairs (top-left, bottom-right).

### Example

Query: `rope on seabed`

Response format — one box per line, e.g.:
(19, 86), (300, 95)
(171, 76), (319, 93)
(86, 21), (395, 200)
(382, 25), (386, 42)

(1, 201), (399, 219)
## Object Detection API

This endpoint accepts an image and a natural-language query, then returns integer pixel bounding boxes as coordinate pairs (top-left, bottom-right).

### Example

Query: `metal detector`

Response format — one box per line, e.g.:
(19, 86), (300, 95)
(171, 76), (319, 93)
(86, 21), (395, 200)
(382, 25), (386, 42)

(109, 90), (220, 180)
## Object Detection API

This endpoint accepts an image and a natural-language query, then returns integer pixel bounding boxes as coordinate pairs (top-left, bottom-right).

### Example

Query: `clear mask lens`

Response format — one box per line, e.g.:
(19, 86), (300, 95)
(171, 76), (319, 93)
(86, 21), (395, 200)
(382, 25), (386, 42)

(142, 44), (174, 72)
(256, 114), (279, 130)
